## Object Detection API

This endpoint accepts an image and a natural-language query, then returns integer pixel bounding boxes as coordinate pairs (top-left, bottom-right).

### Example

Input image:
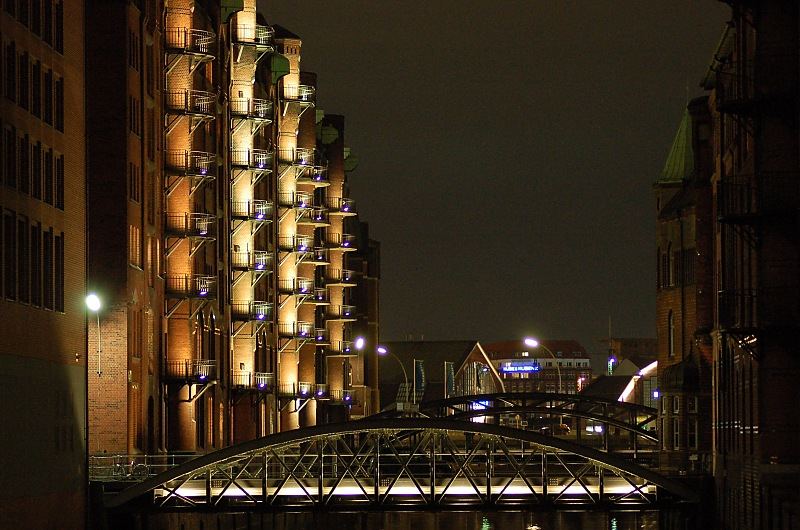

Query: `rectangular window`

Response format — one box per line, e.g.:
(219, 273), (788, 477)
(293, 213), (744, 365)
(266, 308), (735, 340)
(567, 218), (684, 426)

(43, 227), (52, 309)
(54, 232), (62, 311)
(146, 171), (154, 224)
(673, 418), (680, 449)
(4, 126), (16, 188)
(43, 68), (52, 124)
(55, 153), (63, 209)
(53, 1), (62, 53)
(673, 395), (680, 414)
(662, 395), (668, 414)
(145, 45), (153, 96)
(683, 249), (695, 285)
(18, 51), (28, 110)
(17, 216), (29, 303)
(31, 59), (40, 117)
(32, 141), (41, 198)
(128, 224), (141, 267)
(688, 396), (698, 414)
(30, 222), (41, 306)
(5, 41), (16, 102)
(688, 418), (698, 450)
(42, 0), (52, 45)
(19, 134), (29, 194)
(54, 76), (63, 131)
(43, 147), (52, 204)
(4, 211), (16, 300)
(31, 0), (40, 36)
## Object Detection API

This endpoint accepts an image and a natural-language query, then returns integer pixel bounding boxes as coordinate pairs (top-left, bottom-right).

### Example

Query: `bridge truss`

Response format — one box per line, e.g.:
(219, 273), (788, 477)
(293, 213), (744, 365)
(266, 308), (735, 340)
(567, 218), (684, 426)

(104, 418), (696, 511)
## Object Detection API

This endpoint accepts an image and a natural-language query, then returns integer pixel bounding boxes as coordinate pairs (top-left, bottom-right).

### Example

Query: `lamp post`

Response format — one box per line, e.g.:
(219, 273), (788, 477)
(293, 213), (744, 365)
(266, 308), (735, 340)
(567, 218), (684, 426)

(524, 337), (562, 394)
(377, 346), (410, 403)
(86, 294), (102, 376)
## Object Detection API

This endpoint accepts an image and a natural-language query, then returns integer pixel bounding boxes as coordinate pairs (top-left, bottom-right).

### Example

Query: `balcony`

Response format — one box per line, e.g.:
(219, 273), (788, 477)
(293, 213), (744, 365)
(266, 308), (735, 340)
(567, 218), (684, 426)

(164, 359), (217, 383)
(277, 147), (318, 168)
(326, 197), (356, 216)
(314, 383), (330, 400)
(309, 288), (330, 305)
(716, 60), (756, 115)
(297, 166), (329, 187)
(231, 200), (274, 222)
(326, 304), (357, 321)
(165, 27), (216, 58)
(325, 268), (357, 286)
(278, 235), (313, 254)
(718, 288), (800, 331)
(231, 370), (275, 392)
(231, 250), (272, 272)
(277, 277), (314, 295)
(231, 301), (273, 322)
(278, 321), (314, 339)
(230, 98), (273, 122)
(327, 340), (355, 357)
(330, 389), (355, 404)
(164, 90), (216, 118)
(164, 150), (216, 178)
(326, 233), (357, 251)
(231, 24), (274, 48)
(314, 328), (330, 345)
(717, 172), (799, 223)
(297, 208), (329, 226)
(165, 212), (216, 239)
(308, 248), (330, 265)
(278, 191), (313, 210)
(231, 148), (274, 171)
(165, 274), (216, 299)
(280, 84), (315, 105)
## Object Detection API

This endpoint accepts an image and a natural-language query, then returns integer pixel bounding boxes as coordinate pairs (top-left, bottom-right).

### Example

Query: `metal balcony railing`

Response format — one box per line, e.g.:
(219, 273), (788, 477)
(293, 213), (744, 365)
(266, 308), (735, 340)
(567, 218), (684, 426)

(164, 212), (216, 238)
(231, 301), (273, 321)
(231, 148), (274, 170)
(277, 147), (316, 167)
(717, 172), (799, 222)
(164, 90), (216, 117)
(280, 84), (315, 104)
(165, 27), (216, 57)
(231, 200), (274, 221)
(310, 248), (329, 264)
(277, 321), (314, 339)
(254, 372), (275, 391)
(232, 24), (274, 47)
(230, 98), (273, 120)
(328, 340), (354, 356)
(298, 167), (329, 186)
(310, 288), (330, 305)
(297, 208), (329, 225)
(164, 359), (217, 382)
(326, 268), (357, 285)
(278, 235), (313, 253)
(326, 197), (356, 215)
(315, 328), (329, 344)
(326, 233), (356, 250)
(277, 191), (313, 209)
(231, 250), (272, 271)
(326, 305), (356, 320)
(164, 150), (216, 178)
(330, 389), (354, 404)
(314, 383), (329, 399)
(165, 274), (216, 299)
(278, 277), (314, 295)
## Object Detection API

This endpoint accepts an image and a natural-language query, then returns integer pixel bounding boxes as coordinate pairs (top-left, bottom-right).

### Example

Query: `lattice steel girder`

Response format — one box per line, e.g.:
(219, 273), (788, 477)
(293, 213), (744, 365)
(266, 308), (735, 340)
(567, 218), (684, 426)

(106, 418), (697, 511)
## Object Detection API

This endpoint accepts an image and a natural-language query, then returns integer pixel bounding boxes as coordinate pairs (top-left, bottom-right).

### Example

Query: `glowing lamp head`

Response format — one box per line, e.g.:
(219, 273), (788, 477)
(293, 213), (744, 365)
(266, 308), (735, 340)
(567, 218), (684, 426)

(258, 383), (265, 389)
(199, 374), (207, 381)
(354, 337), (365, 350)
(343, 394), (352, 402)
(523, 338), (538, 348)
(377, 346), (388, 356)
(86, 293), (101, 312)
(653, 389), (660, 399)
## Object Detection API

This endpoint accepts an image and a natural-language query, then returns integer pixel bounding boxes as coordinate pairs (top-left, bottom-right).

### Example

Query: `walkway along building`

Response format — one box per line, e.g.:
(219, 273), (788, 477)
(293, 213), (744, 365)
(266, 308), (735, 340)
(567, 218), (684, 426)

(85, 1), (378, 459)
(0, 1), (87, 528)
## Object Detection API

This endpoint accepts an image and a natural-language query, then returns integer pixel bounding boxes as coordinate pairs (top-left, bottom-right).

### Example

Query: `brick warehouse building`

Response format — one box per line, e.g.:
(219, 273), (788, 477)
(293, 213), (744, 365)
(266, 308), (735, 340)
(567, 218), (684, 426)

(0, 1), (87, 528)
(654, 96), (714, 476)
(705, 1), (800, 526)
(85, 0), (379, 460)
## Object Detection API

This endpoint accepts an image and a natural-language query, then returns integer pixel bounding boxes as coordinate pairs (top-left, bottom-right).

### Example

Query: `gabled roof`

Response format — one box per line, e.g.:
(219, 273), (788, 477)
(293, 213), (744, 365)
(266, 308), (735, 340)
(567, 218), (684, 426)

(658, 110), (694, 184)
(580, 375), (633, 401)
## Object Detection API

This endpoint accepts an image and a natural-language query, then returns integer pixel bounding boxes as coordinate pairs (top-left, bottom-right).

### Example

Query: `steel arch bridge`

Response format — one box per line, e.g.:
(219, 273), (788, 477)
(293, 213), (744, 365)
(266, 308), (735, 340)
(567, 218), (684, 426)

(101, 418), (696, 512)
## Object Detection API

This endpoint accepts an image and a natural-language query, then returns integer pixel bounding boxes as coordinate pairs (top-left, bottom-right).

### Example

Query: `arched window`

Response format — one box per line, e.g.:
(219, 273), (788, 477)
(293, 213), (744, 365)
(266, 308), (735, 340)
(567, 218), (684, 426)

(668, 311), (675, 357)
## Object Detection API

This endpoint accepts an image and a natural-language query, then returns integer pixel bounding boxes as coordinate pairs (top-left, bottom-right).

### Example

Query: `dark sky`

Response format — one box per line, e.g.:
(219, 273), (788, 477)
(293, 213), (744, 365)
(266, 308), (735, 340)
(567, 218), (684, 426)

(258, 1), (729, 351)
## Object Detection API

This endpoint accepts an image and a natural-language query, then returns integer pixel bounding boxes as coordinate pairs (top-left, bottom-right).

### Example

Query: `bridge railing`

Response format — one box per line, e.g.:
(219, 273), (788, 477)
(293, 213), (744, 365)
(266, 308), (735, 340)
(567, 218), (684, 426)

(89, 454), (197, 482)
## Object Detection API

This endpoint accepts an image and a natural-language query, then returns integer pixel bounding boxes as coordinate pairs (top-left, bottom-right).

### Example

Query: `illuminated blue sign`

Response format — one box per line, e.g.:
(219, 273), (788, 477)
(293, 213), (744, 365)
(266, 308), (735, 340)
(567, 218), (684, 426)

(501, 361), (541, 373)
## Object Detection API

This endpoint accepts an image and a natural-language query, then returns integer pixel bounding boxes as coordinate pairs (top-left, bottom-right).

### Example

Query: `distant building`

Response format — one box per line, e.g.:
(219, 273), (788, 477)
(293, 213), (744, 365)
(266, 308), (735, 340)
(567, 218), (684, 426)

(484, 339), (592, 394)
(379, 341), (503, 410)
(654, 95), (714, 475)
(600, 337), (657, 375)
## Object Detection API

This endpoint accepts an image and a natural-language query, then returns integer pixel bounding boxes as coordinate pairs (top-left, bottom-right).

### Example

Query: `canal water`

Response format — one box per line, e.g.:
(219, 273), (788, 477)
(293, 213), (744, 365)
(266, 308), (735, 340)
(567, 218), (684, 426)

(128, 508), (699, 530)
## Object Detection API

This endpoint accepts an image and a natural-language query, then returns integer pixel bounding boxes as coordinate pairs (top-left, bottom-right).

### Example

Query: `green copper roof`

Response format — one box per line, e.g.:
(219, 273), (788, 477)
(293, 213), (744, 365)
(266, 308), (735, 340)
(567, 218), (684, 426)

(220, 0), (244, 23)
(659, 110), (693, 182)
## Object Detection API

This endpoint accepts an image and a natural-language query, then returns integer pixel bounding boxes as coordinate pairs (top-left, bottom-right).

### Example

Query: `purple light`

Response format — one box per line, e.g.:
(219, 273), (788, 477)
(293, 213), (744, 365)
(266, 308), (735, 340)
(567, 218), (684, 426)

(199, 230), (208, 235)
(199, 375), (207, 381)
(256, 264), (265, 270)
(200, 168), (208, 175)
(317, 335), (324, 341)
(199, 290), (208, 296)
(342, 205), (350, 212)
(257, 314), (265, 320)
(343, 395), (352, 402)
(256, 213), (265, 220)
(316, 390), (324, 396)
(258, 383), (265, 389)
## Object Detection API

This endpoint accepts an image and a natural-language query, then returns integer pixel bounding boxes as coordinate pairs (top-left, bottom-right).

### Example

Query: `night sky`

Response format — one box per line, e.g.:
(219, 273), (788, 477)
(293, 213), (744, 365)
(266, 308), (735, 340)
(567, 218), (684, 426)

(258, 1), (729, 351)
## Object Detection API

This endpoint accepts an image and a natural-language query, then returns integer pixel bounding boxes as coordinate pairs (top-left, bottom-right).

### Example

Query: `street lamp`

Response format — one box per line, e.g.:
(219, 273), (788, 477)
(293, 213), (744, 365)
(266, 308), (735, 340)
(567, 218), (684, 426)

(377, 346), (410, 402)
(523, 337), (562, 395)
(86, 294), (102, 376)
(354, 336), (365, 351)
